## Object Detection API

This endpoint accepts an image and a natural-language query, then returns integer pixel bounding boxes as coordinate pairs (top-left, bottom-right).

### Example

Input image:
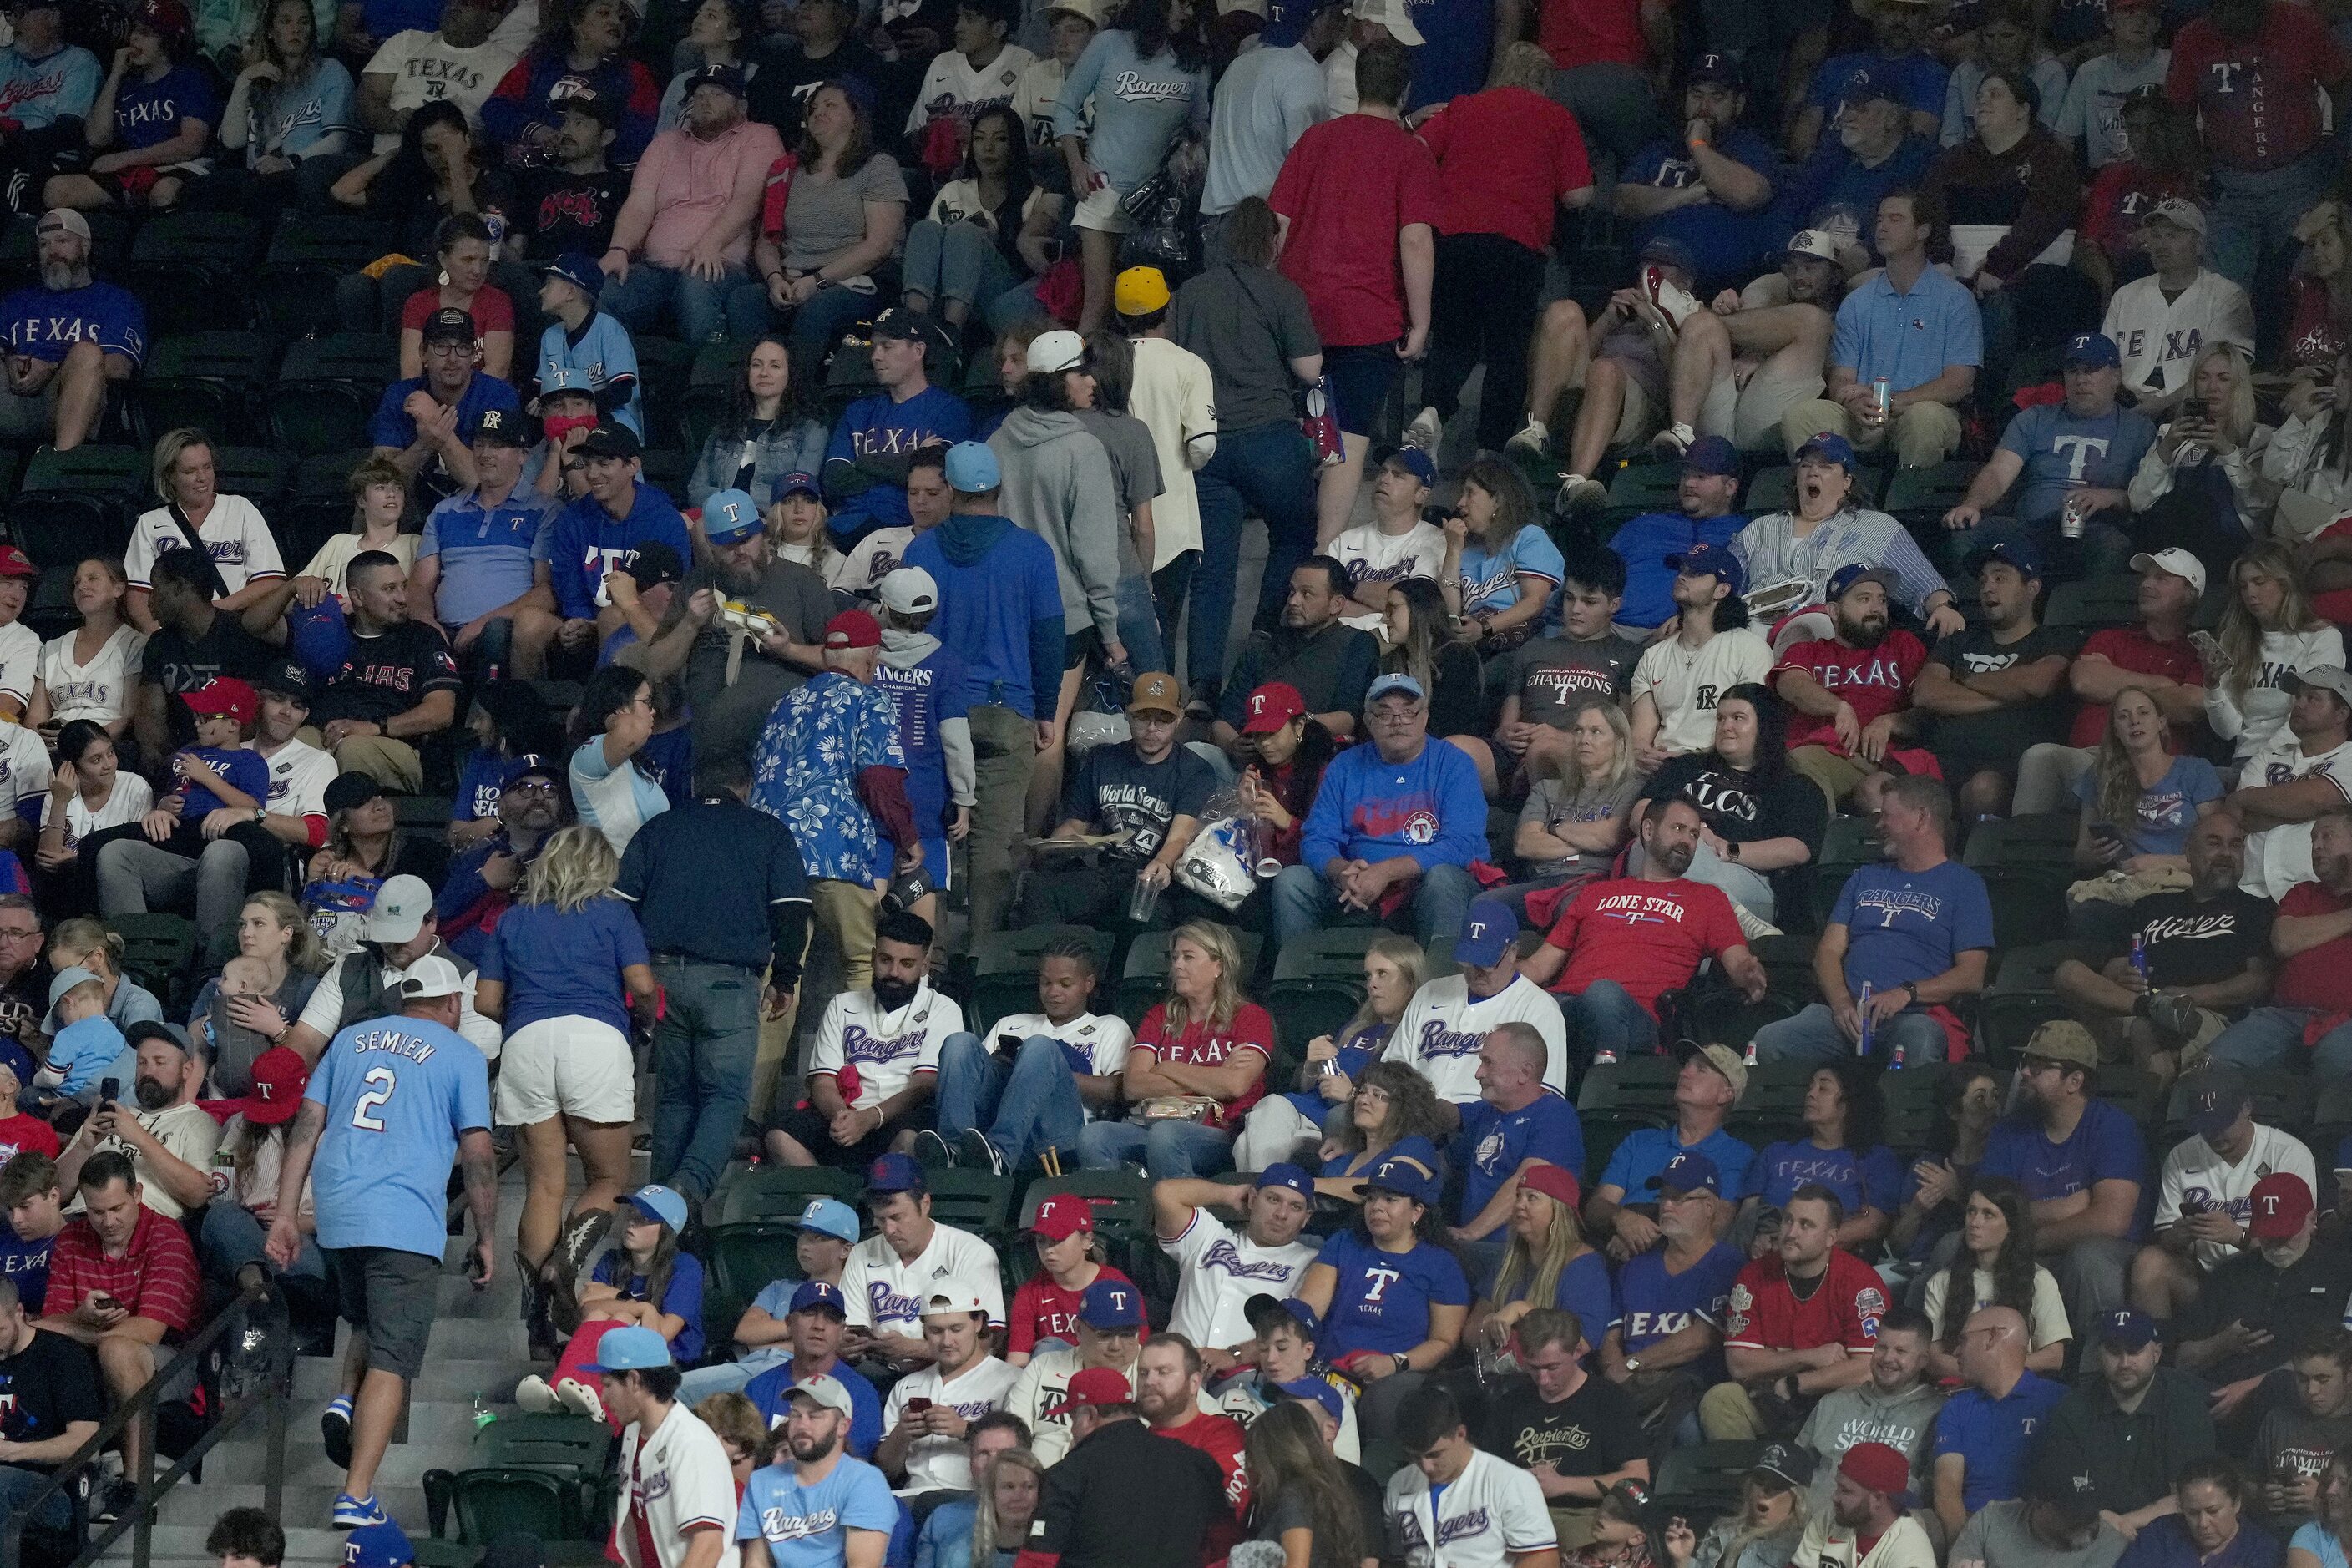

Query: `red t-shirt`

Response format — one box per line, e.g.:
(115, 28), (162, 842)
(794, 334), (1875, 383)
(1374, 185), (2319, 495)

(1722, 1248), (1887, 1355)
(0, 1112), (58, 1166)
(42, 1207), (199, 1333)
(2066, 626), (2206, 747)
(1269, 114), (1442, 348)
(1157, 1410), (1252, 1530)
(2273, 879), (2352, 1013)
(1006, 1264), (1141, 1355)
(1419, 86), (1594, 254)
(1538, 0), (1651, 70)
(1135, 1001), (1273, 1128)
(2081, 161), (2198, 260)
(2316, 518), (2352, 625)
(1773, 630), (1930, 751)
(1542, 875), (1747, 1015)
(400, 283), (517, 338)
(2165, 3), (2349, 174)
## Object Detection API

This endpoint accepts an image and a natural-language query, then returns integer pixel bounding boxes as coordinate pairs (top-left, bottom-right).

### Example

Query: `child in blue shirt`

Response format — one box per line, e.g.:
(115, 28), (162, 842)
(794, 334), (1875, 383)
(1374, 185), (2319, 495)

(35, 970), (127, 1103)
(579, 1183), (706, 1363)
(536, 253), (644, 438)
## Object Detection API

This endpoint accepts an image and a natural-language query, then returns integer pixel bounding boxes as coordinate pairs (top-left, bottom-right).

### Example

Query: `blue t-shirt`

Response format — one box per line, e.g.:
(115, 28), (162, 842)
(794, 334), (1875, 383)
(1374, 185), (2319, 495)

(419, 484), (559, 627)
(1456, 525), (1565, 630)
(172, 746), (269, 820)
(1399, 0), (1492, 109)
(746, 1360), (885, 1459)
(0, 280), (146, 366)
(2071, 754), (2224, 857)
(45, 1016), (126, 1099)
(479, 896), (650, 1037)
(1981, 1099), (2149, 1234)
(1932, 1372), (2067, 1512)
(370, 373), (522, 457)
(873, 640), (970, 841)
(1611, 1240), (1745, 1360)
(1608, 511), (1746, 630)
(2290, 1524), (2348, 1568)
(1995, 402), (2162, 525)
(0, 1223), (51, 1314)
(1492, 1247), (1612, 1349)
(1829, 266), (1982, 392)
(1776, 135), (1940, 253)
(304, 1014), (492, 1259)
(1623, 129), (1780, 283)
(1808, 51), (1950, 117)
(736, 1452), (900, 1567)
(0, 43), (100, 130)
(589, 1248), (706, 1363)
(1831, 859), (1995, 995)
(1751, 1140), (1904, 1216)
(1280, 1023), (1388, 1124)
(1599, 1125), (1757, 1202)
(1452, 1093), (1586, 1224)
(539, 312), (643, 437)
(824, 386), (974, 537)
(114, 63), (216, 153)
(549, 481), (694, 622)
(454, 749), (507, 824)
(1313, 1231), (1471, 1360)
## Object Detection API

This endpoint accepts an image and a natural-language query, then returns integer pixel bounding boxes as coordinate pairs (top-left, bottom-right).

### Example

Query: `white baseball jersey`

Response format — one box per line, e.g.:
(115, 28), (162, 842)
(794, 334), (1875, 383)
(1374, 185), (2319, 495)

(1384, 973), (1570, 1102)
(1331, 521), (1448, 630)
(0, 620), (40, 711)
(0, 723), (52, 815)
(2101, 269), (2255, 398)
(37, 624), (144, 723)
(2157, 1122), (2317, 1269)
(1217, 1370), (1363, 1464)
(1385, 1448), (1556, 1568)
(986, 1010), (1136, 1121)
(882, 1353), (1020, 1495)
(840, 1221), (1006, 1337)
(1160, 1207), (1318, 1352)
(256, 736), (336, 825)
(125, 495), (287, 595)
(2239, 736), (2352, 898)
(615, 1403), (742, 1568)
(905, 44), (1036, 134)
(1631, 628), (1775, 756)
(1014, 1347), (1221, 1464)
(807, 981), (965, 1110)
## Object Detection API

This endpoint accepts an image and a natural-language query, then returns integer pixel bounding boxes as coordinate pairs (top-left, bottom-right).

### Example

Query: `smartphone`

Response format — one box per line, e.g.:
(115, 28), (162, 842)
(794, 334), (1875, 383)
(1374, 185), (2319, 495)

(905, 1397), (933, 1414)
(97, 1077), (119, 1106)
(2181, 397), (2209, 422)
(996, 1035), (1022, 1056)
(90, 1292), (118, 1311)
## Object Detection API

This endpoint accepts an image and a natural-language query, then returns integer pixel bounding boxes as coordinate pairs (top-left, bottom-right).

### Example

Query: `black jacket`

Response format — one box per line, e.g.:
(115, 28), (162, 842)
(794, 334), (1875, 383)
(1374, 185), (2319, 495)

(1019, 1415), (1227, 1568)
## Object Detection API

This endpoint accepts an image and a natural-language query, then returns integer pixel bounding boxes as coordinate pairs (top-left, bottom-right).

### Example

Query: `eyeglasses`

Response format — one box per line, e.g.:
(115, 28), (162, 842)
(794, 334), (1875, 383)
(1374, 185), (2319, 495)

(0, 928), (38, 943)
(505, 781), (559, 797)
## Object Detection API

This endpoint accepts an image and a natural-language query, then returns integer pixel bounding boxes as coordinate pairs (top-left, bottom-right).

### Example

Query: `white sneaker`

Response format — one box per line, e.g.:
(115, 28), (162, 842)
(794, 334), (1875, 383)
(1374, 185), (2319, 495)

(1404, 405), (1442, 452)
(1642, 264), (1702, 331)
(1733, 903), (1782, 942)
(554, 1378), (607, 1423)
(1651, 422), (1694, 459)
(1506, 417), (1550, 456)
(1555, 474), (1608, 516)
(514, 1375), (559, 1414)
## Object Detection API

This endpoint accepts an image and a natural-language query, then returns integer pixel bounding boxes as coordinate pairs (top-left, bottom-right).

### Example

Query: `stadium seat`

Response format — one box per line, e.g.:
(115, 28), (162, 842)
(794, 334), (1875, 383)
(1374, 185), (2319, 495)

(279, 451), (373, 569)
(1727, 1061), (1814, 1147)
(122, 212), (264, 337)
(641, 447), (690, 506)
(969, 924), (1116, 1037)
(1016, 1169), (1151, 1237)
(1118, 925), (1264, 1027)
(1975, 940), (2103, 1066)
(208, 446), (297, 509)
(1652, 1440), (1765, 1526)
(1601, 459), (1681, 529)
(422, 1466), (596, 1546)
(1675, 932), (1814, 1048)
(2311, 1080), (2352, 1171)
(2046, 575), (2142, 632)
(468, 1414), (611, 1476)
(681, 341), (751, 459)
(920, 1167), (1016, 1237)
(705, 1221), (801, 1343)
(104, 913), (197, 1004)
(1880, 460), (1976, 525)
(1811, 815), (1885, 928)
(2096, 1065), (2163, 1125)
(1744, 466), (1796, 513)
(1576, 1056), (1678, 1180)
(271, 336), (399, 457)
(1881, 1062), (1955, 1157)
(711, 1163), (863, 1228)
(132, 332), (275, 445)
(630, 336), (695, 449)
(1962, 814), (2078, 949)
(14, 448), (144, 606)
(1266, 927), (1386, 1055)
(255, 214), (401, 336)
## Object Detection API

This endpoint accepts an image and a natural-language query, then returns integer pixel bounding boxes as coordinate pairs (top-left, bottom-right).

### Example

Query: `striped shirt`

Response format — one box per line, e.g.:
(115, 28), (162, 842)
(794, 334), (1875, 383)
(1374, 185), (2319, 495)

(42, 1206), (199, 1336)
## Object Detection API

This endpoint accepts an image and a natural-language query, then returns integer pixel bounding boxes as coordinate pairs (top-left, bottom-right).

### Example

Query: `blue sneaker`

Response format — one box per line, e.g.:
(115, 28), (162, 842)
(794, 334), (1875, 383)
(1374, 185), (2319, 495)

(331, 1492), (387, 1530)
(321, 1395), (353, 1469)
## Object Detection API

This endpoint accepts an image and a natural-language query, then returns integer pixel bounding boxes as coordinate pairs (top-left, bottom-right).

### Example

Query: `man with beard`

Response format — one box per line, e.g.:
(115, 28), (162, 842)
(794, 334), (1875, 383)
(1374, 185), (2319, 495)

(2039, 1310), (2216, 1531)
(1754, 774), (1991, 1066)
(1522, 802), (1766, 1073)
(1792, 1443), (1939, 1568)
(1778, 78), (1939, 269)
(1606, 440), (1748, 635)
(2228, 673), (2352, 903)
(2177, 1176), (2352, 1422)
(766, 915), (961, 1170)
(1792, 3), (1949, 157)
(1775, 566), (1939, 812)
(434, 754), (569, 965)
(1135, 1335), (1250, 1546)
(0, 209), (143, 452)
(1652, 230), (1848, 462)
(1793, 1309), (1944, 1513)
(55, 1024), (216, 1222)
(739, 1373), (896, 1568)
(1703, 1186), (1884, 1440)
(1912, 539), (2081, 822)
(1212, 559), (1379, 759)
(1612, 59), (1778, 296)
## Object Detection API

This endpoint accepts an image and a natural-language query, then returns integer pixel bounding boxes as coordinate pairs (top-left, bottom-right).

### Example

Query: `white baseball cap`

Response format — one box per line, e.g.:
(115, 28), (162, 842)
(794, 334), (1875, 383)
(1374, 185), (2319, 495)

(2129, 548), (2207, 598)
(878, 566), (938, 617)
(397, 953), (468, 1002)
(923, 1287), (990, 1317)
(784, 1373), (857, 1418)
(1026, 329), (1085, 374)
(1781, 228), (1839, 264)
(1350, 0), (1422, 44)
(365, 874), (436, 943)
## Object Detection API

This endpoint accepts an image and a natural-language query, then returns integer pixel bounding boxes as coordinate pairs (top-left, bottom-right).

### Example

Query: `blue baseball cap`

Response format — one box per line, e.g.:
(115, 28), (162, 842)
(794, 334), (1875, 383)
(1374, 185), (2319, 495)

(538, 363), (595, 399)
(792, 1196), (861, 1243)
(2101, 1308), (2162, 1350)
(789, 1280), (849, 1316)
(1967, 537), (2043, 581)
(1273, 1375), (1346, 1425)
(1667, 539), (1747, 597)
(866, 1152), (926, 1195)
(1454, 897), (1519, 968)
(1366, 672), (1424, 705)
(703, 488), (762, 546)
(775, 470), (822, 503)
(1826, 563), (1897, 601)
(945, 441), (1000, 493)
(47, 966), (99, 1009)
(1381, 447), (1435, 486)
(1794, 432), (1858, 471)
(1079, 1278), (1145, 1329)
(1638, 235), (1697, 275)
(0, 1038), (34, 1096)
(584, 1323), (674, 1373)
(623, 1183), (688, 1232)
(1647, 1151), (1723, 1196)
(344, 1521), (414, 1568)
(1257, 1162), (1313, 1198)
(1246, 1292), (1321, 1336)
(1681, 435), (1739, 478)
(541, 251), (604, 301)
(1363, 1151), (1439, 1206)
(2063, 331), (2122, 369)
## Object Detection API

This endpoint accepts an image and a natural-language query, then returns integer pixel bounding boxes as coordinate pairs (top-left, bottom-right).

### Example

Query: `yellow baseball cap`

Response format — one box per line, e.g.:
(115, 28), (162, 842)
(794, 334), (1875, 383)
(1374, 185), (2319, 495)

(1114, 266), (1171, 317)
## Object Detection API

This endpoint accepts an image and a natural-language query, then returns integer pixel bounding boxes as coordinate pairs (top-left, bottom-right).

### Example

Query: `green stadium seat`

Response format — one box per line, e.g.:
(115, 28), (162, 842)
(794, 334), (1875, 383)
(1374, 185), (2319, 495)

(1880, 1062), (1955, 1157)
(712, 1163), (863, 1228)
(423, 1467), (596, 1546)
(271, 336), (399, 457)
(682, 341), (752, 459)
(15, 448), (143, 602)
(1881, 460), (1977, 524)
(1744, 466), (1796, 513)
(1267, 927), (1387, 1055)
(921, 1167), (1017, 1237)
(1119, 926), (1264, 1028)
(629, 335), (694, 449)
(2046, 575), (2142, 632)
(642, 447), (690, 507)
(1653, 1440), (1765, 1526)
(1598, 459), (1681, 529)
(1677, 933), (1815, 1049)
(208, 446), (297, 509)
(1576, 1057), (1677, 1181)
(2312, 1080), (2352, 1171)
(969, 925), (1117, 1037)
(255, 215), (401, 336)
(2096, 1065), (2163, 1125)
(1975, 940), (2104, 1066)
(1727, 1061), (1814, 1147)
(1812, 815), (1885, 928)
(132, 332), (276, 445)
(104, 913), (197, 1002)
(123, 212), (264, 336)
(468, 1414), (611, 1476)
(705, 1221), (802, 1343)
(1963, 814), (2079, 949)
(279, 451), (375, 569)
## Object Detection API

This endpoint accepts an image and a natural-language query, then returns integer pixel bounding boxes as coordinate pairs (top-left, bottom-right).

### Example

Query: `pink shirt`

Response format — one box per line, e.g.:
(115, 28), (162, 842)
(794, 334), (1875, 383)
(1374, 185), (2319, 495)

(636, 118), (786, 271)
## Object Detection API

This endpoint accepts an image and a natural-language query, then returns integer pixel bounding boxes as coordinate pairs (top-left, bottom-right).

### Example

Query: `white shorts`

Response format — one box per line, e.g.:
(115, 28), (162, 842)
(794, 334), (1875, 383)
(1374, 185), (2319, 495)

(493, 1015), (637, 1126)
(1072, 182), (1135, 235)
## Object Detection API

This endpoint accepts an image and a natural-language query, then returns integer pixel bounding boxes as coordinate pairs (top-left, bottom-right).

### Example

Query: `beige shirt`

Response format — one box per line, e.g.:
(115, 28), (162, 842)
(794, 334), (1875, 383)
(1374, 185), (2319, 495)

(81, 1102), (223, 1222)
(1126, 336), (1219, 566)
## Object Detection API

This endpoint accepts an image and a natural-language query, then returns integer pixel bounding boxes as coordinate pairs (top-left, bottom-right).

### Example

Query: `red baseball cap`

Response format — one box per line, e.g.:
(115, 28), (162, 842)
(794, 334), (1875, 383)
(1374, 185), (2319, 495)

(1240, 681), (1307, 736)
(1839, 1442), (1911, 1496)
(135, 0), (193, 38)
(1042, 1366), (1132, 1417)
(240, 1046), (309, 1126)
(1519, 1162), (1581, 1211)
(1031, 1195), (1096, 1242)
(824, 609), (881, 650)
(0, 546), (36, 581)
(2249, 1172), (2314, 1240)
(182, 676), (258, 727)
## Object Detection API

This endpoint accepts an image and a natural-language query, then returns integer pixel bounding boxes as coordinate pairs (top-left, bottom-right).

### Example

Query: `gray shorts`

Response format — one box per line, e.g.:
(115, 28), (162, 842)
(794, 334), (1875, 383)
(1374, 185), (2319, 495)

(0, 379), (60, 441)
(329, 1245), (441, 1380)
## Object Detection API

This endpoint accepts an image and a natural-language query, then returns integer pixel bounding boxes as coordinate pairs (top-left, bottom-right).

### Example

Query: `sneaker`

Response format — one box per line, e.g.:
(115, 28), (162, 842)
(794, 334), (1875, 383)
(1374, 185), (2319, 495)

(91, 1479), (139, 1526)
(1641, 263), (1702, 331)
(554, 1378), (608, 1423)
(912, 1128), (957, 1170)
(958, 1128), (1006, 1176)
(1650, 422), (1694, 460)
(1732, 903), (1782, 942)
(1555, 474), (1608, 518)
(1185, 682), (1216, 725)
(1404, 404), (1443, 452)
(321, 1394), (353, 1469)
(1505, 418), (1550, 457)
(331, 1492), (388, 1530)
(515, 1374), (560, 1414)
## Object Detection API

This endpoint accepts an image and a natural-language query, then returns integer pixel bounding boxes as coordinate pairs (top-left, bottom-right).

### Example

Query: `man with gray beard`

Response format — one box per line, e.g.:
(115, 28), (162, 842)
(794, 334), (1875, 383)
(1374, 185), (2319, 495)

(0, 209), (144, 451)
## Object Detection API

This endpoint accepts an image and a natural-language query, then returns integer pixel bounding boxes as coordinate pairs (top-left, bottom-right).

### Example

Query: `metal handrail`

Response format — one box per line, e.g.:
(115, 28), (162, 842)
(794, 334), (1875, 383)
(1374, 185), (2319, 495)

(0, 1277), (293, 1568)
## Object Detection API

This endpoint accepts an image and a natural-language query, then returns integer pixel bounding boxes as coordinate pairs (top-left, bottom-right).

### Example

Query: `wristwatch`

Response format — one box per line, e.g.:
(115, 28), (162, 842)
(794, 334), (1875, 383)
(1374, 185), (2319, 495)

(1622, 1355), (1643, 1374)
(1725, 840), (1741, 862)
(1391, 1352), (1411, 1374)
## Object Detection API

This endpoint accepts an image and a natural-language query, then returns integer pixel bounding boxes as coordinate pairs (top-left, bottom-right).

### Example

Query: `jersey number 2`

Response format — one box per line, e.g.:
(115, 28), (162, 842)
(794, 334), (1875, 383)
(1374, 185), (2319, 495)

(352, 1066), (396, 1131)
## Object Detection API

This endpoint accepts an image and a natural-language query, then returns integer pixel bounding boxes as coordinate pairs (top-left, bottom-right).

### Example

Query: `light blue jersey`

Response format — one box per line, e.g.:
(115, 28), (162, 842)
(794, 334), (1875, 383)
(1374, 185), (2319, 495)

(0, 43), (99, 132)
(305, 1013), (490, 1260)
(539, 311), (643, 437)
(736, 1454), (898, 1568)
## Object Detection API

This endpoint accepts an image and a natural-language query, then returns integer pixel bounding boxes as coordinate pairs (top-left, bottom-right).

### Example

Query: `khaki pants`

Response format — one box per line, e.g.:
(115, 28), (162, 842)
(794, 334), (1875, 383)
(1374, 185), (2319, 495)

(1781, 398), (1962, 468)
(808, 878), (878, 999)
(965, 703), (1039, 944)
(296, 726), (423, 792)
(1788, 746), (1874, 813)
(1698, 1380), (1771, 1440)
(751, 964), (805, 1126)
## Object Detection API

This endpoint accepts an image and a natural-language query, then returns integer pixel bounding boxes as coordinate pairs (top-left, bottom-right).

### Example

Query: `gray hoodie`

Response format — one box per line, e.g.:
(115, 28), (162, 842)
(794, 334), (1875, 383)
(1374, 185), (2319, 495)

(879, 626), (978, 810)
(990, 406), (1123, 647)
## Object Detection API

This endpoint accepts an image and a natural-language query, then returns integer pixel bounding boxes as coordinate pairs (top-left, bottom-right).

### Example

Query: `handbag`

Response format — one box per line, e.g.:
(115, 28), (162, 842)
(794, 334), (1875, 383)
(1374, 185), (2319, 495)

(1230, 264), (1343, 466)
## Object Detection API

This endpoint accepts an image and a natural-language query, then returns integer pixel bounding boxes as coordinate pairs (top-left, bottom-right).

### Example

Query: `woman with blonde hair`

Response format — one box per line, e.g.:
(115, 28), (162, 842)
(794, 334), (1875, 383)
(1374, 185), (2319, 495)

(1665, 1454), (1810, 1568)
(124, 428), (288, 635)
(2066, 684), (2222, 938)
(957, 1448), (1045, 1568)
(2128, 342), (2276, 551)
(1079, 920), (1272, 1178)
(46, 918), (164, 1035)
(28, 559), (144, 741)
(1238, 936), (1424, 1171)
(1469, 1162), (1610, 1363)
(1501, 699), (1636, 917)
(2201, 543), (2341, 766)
(473, 822), (659, 1354)
(193, 891), (330, 1096)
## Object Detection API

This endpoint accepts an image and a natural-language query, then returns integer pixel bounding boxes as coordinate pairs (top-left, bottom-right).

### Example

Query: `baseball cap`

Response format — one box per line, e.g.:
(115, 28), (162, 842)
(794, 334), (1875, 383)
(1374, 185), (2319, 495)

(684, 62), (747, 97)
(1257, 1162), (1313, 1198)
(2063, 331), (2122, 369)
(1028, 329), (1086, 374)
(578, 422), (643, 461)
(867, 1152), (927, 1195)
(134, 0), (193, 38)
(1967, 537), (2044, 582)
(1078, 1278), (1144, 1328)
(923, 1286), (989, 1318)
(363, 873), (434, 943)
(825, 609), (882, 650)
(1031, 1194), (1097, 1241)
(1044, 0), (1100, 18)
(1827, 563), (1898, 600)
(1675, 1038), (1748, 1102)
(1795, 432), (1859, 471)
(625, 542), (685, 592)
(792, 1197), (861, 1244)
(1841, 68), (1905, 109)
(2182, 1062), (2251, 1139)
(1453, 897), (1519, 969)
(624, 1183), (689, 1232)
(1681, 435), (1739, 478)
(703, 488), (762, 547)
(1240, 681), (1306, 736)
(558, 88), (620, 129)
(1839, 1443), (1912, 1496)
(1042, 1366), (1133, 1417)
(397, 953), (468, 1002)
(472, 407), (528, 447)
(2099, 1308), (2162, 1352)
(505, 751), (565, 791)
(0, 545), (35, 580)
(2022, 1019), (2098, 1070)
(1688, 52), (1739, 87)
(2284, 667), (2352, 706)
(2249, 1172), (2315, 1240)
(1647, 1150), (1724, 1197)
(47, 967), (99, 1009)
(34, 209), (88, 241)
(1114, 266), (1171, 316)
(944, 442), (999, 493)
(2129, 547), (2206, 598)
(344, 1520), (415, 1568)
(256, 660), (311, 701)
(1272, 1376), (1345, 1426)
(789, 1280), (849, 1316)
(878, 566), (938, 618)
(2141, 196), (2206, 235)
(1245, 1292), (1321, 1336)
(1381, 447), (1437, 487)
(1519, 1162), (1581, 1211)
(1667, 540), (1747, 598)
(783, 1373), (857, 1417)
(2027, 1466), (2103, 1524)
(421, 307), (476, 346)
(1348, 0), (1421, 45)
(868, 306), (930, 345)
(182, 675), (258, 726)
(322, 772), (387, 817)
(540, 251), (605, 301)
(776, 469), (823, 503)
(239, 1046), (309, 1126)
(0, 1039), (33, 1097)
(1781, 228), (1839, 265)
(1366, 672), (1424, 705)
(1127, 672), (1182, 719)
(1363, 1151), (1439, 1207)
(538, 365), (595, 402)
(1754, 1444), (1816, 1492)
(1638, 235), (1697, 274)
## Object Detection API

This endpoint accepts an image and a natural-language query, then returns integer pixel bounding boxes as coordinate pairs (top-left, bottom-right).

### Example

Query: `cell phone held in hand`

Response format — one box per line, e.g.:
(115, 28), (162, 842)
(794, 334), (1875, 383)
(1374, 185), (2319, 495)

(904, 1397), (933, 1415)
(2181, 397), (2209, 423)
(98, 1077), (119, 1107)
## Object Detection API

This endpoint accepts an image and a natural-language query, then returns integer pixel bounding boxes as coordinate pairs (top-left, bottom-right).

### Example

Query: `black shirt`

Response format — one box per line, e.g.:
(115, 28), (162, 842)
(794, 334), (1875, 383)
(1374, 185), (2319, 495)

(1641, 755), (1828, 850)
(2181, 1244), (2352, 1385)
(1927, 622), (2084, 758)
(1061, 741), (1218, 865)
(746, 37), (893, 145)
(141, 613), (277, 746)
(1505, 634), (1646, 726)
(1029, 1416), (1228, 1568)
(1218, 620), (1383, 734)
(2036, 1367), (2217, 1518)
(615, 796), (813, 979)
(0, 1328), (102, 1474)
(2131, 889), (2275, 989)
(1479, 1375), (1646, 1485)
(2253, 1404), (2352, 1531)
(310, 620), (463, 726)
(513, 165), (627, 260)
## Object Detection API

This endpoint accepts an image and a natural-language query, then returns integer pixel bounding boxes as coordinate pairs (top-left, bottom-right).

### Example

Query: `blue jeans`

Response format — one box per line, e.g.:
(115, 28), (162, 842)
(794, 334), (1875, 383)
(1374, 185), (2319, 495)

(903, 220), (1021, 313)
(678, 1362), (756, 1405)
(768, 283), (883, 377)
(1560, 979), (1654, 1067)
(1079, 1115), (1234, 1179)
(935, 1034), (1089, 1170)
(0, 1461), (73, 1535)
(2207, 151), (2337, 294)
(602, 260), (766, 346)
(2208, 1006), (2352, 1075)
(650, 958), (765, 1202)
(1751, 1002), (1950, 1066)
(200, 1198), (325, 1283)
(1117, 554), (1166, 676)
(1269, 861), (1478, 953)
(1190, 422), (1318, 690)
